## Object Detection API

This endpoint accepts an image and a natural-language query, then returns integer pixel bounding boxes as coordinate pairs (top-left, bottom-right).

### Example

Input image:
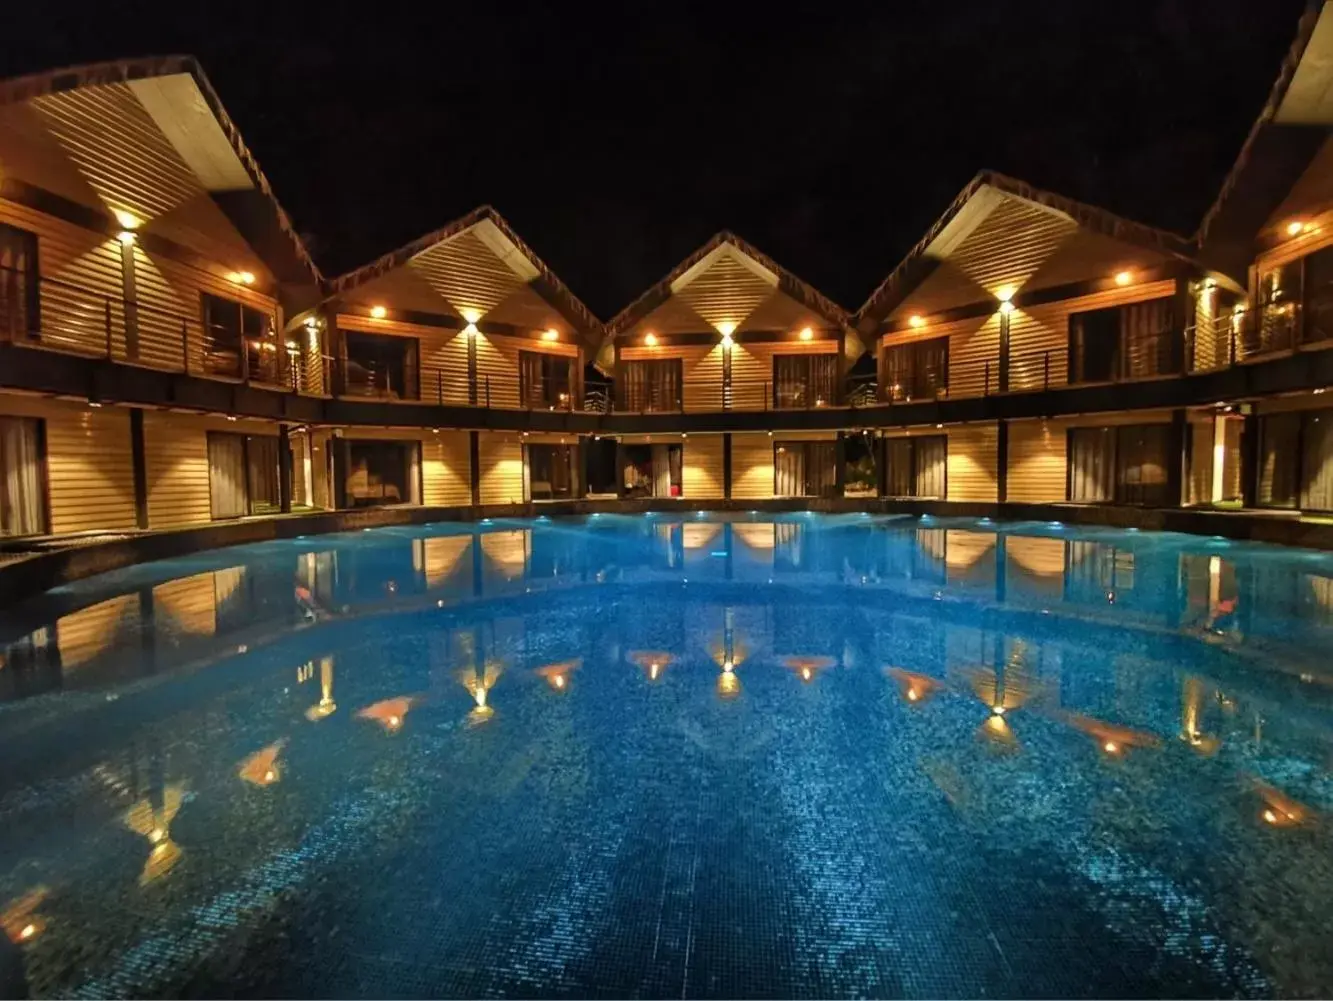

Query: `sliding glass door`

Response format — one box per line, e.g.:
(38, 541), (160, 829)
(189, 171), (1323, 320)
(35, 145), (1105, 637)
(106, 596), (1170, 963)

(1067, 425), (1169, 506)
(774, 441), (837, 497)
(208, 432), (282, 519)
(884, 435), (946, 499)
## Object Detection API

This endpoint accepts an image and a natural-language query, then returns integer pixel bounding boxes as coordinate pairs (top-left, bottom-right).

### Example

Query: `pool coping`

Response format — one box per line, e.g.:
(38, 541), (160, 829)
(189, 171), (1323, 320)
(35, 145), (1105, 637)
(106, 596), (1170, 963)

(1, 498), (1331, 610)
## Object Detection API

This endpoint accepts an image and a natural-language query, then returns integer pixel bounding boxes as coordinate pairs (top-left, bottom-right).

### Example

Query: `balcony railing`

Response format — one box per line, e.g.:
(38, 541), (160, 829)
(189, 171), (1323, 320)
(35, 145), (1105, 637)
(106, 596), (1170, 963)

(0, 266), (324, 394)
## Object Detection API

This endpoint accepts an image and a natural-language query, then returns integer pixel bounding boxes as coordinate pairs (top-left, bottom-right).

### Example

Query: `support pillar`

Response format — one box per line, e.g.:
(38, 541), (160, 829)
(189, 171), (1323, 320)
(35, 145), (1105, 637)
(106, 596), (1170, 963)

(469, 430), (481, 508)
(278, 423), (293, 514)
(996, 418), (1009, 504)
(129, 407), (148, 529)
(1166, 408), (1187, 508)
(1240, 411), (1259, 508)
(722, 433), (733, 499)
(834, 432), (847, 499)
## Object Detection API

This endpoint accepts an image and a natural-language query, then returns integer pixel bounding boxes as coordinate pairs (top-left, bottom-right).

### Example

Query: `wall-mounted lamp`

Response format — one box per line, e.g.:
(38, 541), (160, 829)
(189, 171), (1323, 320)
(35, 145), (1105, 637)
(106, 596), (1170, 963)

(370, 305), (387, 319)
(542, 329), (559, 342)
(998, 300), (1015, 315)
(799, 327), (813, 341)
(908, 315), (925, 329)
(644, 332), (658, 346)
(1114, 270), (1133, 287)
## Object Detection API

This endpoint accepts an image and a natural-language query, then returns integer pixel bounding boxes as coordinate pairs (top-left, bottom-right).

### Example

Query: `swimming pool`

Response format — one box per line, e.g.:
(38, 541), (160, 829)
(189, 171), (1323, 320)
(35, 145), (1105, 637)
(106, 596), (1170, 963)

(0, 513), (1330, 998)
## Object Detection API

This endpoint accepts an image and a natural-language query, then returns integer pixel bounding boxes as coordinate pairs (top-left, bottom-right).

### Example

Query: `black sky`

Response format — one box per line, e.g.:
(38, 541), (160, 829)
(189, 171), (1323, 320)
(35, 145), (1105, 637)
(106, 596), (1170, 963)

(2, 1), (1309, 317)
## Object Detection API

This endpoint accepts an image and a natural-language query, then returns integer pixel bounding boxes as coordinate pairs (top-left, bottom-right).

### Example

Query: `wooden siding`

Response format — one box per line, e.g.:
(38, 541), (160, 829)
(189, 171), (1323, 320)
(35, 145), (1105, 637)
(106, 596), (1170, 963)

(946, 423), (999, 502)
(423, 431), (472, 507)
(683, 435), (725, 499)
(479, 433), (525, 505)
(408, 229), (527, 321)
(1012, 279), (1176, 390)
(1265, 136), (1333, 238)
(731, 433), (776, 500)
(0, 396), (137, 533)
(1007, 419), (1067, 503)
(144, 412), (281, 528)
(673, 249), (776, 330)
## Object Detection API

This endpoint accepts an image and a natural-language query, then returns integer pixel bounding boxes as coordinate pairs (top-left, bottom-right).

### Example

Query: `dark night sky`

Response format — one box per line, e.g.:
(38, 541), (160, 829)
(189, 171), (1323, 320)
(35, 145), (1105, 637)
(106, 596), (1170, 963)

(2, 1), (1310, 316)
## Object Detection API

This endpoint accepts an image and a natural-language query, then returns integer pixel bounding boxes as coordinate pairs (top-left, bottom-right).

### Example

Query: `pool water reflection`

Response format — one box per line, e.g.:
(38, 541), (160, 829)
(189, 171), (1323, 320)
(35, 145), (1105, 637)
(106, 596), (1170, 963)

(0, 514), (1331, 998)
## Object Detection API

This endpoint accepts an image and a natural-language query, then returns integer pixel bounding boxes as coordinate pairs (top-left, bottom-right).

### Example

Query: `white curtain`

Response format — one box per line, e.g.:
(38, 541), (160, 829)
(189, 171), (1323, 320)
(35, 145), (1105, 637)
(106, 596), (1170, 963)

(775, 443), (806, 497)
(208, 433), (248, 519)
(651, 444), (671, 497)
(0, 417), (44, 536)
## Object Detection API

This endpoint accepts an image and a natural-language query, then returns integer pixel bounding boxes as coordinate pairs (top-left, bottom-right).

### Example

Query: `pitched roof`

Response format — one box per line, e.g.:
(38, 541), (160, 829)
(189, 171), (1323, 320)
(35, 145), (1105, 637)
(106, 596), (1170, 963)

(1196, 3), (1330, 275)
(326, 205), (603, 347)
(605, 230), (853, 338)
(0, 55), (323, 294)
(854, 170), (1197, 327)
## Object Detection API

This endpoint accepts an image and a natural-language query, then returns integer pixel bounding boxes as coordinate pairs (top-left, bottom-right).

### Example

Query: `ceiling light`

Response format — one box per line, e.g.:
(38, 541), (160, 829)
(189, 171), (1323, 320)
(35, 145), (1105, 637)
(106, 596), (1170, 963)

(1287, 220), (1307, 237)
(908, 315), (925, 329)
(644, 332), (658, 346)
(1114, 270), (1132, 286)
(799, 327), (813, 341)
(542, 329), (559, 341)
(370, 305), (387, 319)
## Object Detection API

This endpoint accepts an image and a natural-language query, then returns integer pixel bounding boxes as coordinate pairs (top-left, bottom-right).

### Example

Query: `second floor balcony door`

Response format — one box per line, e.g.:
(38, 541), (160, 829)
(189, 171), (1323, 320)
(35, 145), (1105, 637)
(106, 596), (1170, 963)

(620, 359), (681, 412)
(0, 224), (38, 342)
(1069, 298), (1173, 383)
(519, 350), (572, 410)
(773, 354), (837, 409)
(883, 338), (947, 402)
(342, 331), (419, 401)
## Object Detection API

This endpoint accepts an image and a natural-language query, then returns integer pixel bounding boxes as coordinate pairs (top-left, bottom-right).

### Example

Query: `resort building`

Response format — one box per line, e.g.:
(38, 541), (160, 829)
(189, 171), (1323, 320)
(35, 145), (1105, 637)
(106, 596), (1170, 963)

(3, 1), (1333, 547)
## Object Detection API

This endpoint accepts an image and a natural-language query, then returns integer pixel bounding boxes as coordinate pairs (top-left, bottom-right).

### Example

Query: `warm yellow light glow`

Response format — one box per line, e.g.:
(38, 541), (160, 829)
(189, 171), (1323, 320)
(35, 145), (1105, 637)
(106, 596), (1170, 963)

(799, 327), (813, 341)
(113, 209), (140, 230)
(1263, 808), (1279, 824)
(263, 769), (276, 782)
(117, 230), (137, 245)
(907, 688), (919, 701)
(553, 675), (565, 689)
(722, 659), (734, 673)
(1103, 741), (1119, 754)
(650, 663), (659, 680)
(1114, 270), (1133, 286)
(801, 666), (812, 682)
(542, 329), (559, 341)
(370, 305), (388, 319)
(644, 332), (658, 346)
(908, 315), (925, 329)
(358, 697), (414, 732)
(717, 321), (736, 337)
(718, 671), (740, 697)
(149, 827), (166, 844)
(239, 741), (285, 785)
(720, 332), (733, 347)
(991, 705), (1006, 716)
(236, 271), (256, 285)
(460, 308), (482, 325)
(998, 300), (1014, 315)
(1287, 220), (1307, 237)
(464, 322), (479, 338)
(19, 924), (36, 941)
(995, 285), (1015, 303)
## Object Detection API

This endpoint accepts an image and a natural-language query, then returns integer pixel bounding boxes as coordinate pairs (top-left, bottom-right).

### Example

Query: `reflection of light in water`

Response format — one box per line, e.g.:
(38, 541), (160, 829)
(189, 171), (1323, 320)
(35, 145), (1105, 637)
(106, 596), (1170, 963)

(357, 697), (414, 731)
(1180, 676), (1220, 754)
(536, 660), (581, 692)
(717, 670), (740, 698)
(628, 650), (673, 681)
(784, 656), (834, 683)
(979, 713), (1017, 747)
(457, 659), (502, 722)
(885, 667), (941, 704)
(239, 741), (286, 784)
(125, 782), (188, 884)
(1, 887), (48, 944)
(1253, 777), (1310, 828)
(1054, 709), (1160, 757)
(305, 657), (337, 721)
(682, 523), (723, 551)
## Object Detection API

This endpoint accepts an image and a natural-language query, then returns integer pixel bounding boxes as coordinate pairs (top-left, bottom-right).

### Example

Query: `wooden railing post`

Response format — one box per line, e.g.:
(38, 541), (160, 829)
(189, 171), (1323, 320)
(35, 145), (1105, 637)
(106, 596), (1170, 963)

(241, 335), (251, 384)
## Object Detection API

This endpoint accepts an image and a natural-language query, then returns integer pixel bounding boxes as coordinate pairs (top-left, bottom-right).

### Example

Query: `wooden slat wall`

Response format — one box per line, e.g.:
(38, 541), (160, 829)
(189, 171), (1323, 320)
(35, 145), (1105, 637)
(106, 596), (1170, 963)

(683, 435), (724, 499)
(1007, 419), (1067, 503)
(0, 396), (137, 532)
(479, 433), (525, 505)
(423, 431), (472, 507)
(673, 250), (775, 329)
(621, 344), (718, 410)
(1187, 418), (1214, 506)
(732, 433), (775, 500)
(1013, 279), (1175, 390)
(731, 339), (839, 410)
(882, 315), (996, 398)
(1264, 136), (1333, 247)
(144, 412), (281, 527)
(0, 200), (126, 356)
(946, 423), (999, 502)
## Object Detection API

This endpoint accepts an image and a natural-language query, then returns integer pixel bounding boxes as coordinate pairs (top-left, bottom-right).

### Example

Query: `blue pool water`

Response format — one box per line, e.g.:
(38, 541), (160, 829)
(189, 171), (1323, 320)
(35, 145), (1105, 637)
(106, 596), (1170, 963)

(1, 513), (1332, 999)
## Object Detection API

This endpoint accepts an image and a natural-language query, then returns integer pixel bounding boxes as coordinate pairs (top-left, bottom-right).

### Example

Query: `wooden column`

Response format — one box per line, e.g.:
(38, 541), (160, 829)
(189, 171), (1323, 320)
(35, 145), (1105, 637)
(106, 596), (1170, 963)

(120, 235), (139, 360)
(997, 310), (1011, 392)
(278, 423), (293, 514)
(469, 430), (481, 508)
(1172, 276), (1193, 373)
(996, 419), (1009, 504)
(834, 432), (847, 498)
(1240, 411), (1259, 508)
(1166, 409), (1187, 508)
(129, 407), (148, 529)
(723, 433), (733, 499)
(331, 435), (347, 510)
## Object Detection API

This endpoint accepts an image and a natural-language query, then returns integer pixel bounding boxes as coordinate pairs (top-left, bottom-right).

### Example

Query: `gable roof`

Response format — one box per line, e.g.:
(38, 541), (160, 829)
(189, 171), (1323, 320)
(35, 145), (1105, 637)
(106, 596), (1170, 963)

(605, 230), (853, 339)
(854, 170), (1198, 328)
(1196, 3), (1331, 277)
(0, 55), (323, 300)
(326, 205), (603, 349)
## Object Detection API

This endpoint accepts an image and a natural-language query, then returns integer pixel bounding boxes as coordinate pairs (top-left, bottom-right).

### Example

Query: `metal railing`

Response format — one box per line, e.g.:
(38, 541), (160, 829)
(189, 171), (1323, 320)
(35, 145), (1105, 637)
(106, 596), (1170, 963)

(0, 265), (325, 395)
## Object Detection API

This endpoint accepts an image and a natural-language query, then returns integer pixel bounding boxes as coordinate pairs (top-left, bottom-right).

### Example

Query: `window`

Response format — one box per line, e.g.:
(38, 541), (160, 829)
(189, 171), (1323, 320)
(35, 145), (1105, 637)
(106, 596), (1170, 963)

(342, 331), (419, 400)
(201, 293), (277, 381)
(619, 359), (681, 412)
(1257, 409), (1333, 512)
(519, 350), (574, 409)
(0, 224), (38, 341)
(1253, 263), (1301, 355)
(207, 432), (281, 519)
(885, 435), (946, 498)
(620, 443), (681, 498)
(774, 441), (837, 497)
(1067, 424), (1170, 506)
(1069, 298), (1173, 382)
(1190, 286), (1241, 371)
(882, 337), (947, 402)
(0, 417), (46, 536)
(1303, 245), (1333, 345)
(773, 354), (837, 409)
(338, 440), (420, 508)
(526, 444), (577, 500)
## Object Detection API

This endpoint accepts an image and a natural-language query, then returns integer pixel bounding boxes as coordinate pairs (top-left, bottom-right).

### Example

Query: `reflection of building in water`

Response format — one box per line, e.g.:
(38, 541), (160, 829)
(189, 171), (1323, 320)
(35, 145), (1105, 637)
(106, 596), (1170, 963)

(124, 781), (187, 885)
(1003, 536), (1069, 602)
(357, 698), (413, 732)
(628, 650), (673, 681)
(536, 659), (580, 691)
(1180, 676), (1221, 754)
(482, 530), (531, 582)
(238, 739), (286, 783)
(944, 530), (997, 587)
(785, 655), (834, 683)
(151, 567), (246, 636)
(1, 887), (48, 944)
(884, 667), (942, 704)
(1064, 541), (1136, 606)
(1181, 554), (1241, 640)
(54, 594), (142, 671)
(413, 536), (472, 590)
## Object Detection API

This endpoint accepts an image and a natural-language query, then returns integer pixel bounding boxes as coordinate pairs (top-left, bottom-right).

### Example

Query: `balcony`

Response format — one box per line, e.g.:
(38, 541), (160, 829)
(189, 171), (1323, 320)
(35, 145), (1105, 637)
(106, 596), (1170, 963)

(0, 266), (324, 394)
